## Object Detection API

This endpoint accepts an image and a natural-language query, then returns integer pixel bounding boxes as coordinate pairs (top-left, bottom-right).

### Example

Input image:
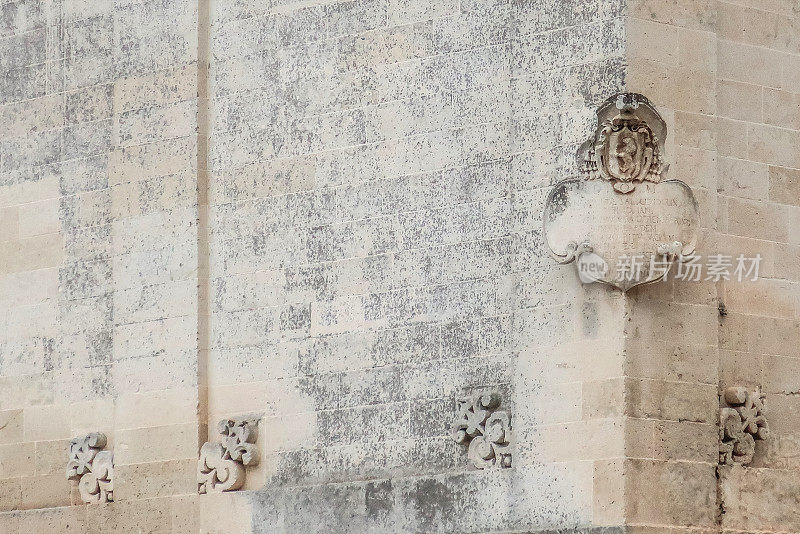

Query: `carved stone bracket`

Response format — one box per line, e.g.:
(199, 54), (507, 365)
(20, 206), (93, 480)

(451, 392), (512, 469)
(198, 416), (261, 493)
(719, 387), (769, 466)
(66, 432), (114, 504)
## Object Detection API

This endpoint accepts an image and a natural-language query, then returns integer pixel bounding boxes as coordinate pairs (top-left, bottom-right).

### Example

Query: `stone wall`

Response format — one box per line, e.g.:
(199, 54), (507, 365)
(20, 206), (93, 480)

(624, 0), (800, 532)
(0, 0), (798, 533)
(206, 0), (627, 531)
(0, 0), (205, 529)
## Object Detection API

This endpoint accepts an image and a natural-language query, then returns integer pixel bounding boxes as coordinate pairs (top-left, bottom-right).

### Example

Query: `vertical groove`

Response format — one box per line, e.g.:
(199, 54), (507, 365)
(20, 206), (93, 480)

(196, 0), (211, 447)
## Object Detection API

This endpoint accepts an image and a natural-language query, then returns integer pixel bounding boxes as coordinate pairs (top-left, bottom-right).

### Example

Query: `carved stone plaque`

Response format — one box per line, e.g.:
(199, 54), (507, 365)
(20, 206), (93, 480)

(543, 93), (700, 291)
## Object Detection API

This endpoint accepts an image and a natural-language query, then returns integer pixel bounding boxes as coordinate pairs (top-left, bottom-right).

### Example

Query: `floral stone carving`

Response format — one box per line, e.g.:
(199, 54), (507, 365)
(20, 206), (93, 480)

(451, 392), (512, 469)
(543, 92), (700, 291)
(66, 433), (114, 504)
(198, 417), (261, 493)
(719, 387), (769, 466)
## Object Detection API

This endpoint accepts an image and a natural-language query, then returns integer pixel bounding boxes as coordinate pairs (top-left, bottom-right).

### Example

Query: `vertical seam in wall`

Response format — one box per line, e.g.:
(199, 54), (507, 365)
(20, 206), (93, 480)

(196, 0), (211, 447)
(711, 6), (724, 531)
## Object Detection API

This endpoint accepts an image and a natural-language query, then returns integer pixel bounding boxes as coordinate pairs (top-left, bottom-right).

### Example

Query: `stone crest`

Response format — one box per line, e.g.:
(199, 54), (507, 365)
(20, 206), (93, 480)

(66, 433), (114, 504)
(198, 416), (261, 493)
(719, 387), (769, 466)
(543, 93), (700, 291)
(451, 392), (512, 469)
(580, 93), (666, 194)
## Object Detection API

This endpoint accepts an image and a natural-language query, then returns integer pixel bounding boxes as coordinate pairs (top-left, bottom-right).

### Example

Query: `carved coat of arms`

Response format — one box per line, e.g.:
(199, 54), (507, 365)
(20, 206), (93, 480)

(543, 93), (700, 291)
(580, 93), (667, 194)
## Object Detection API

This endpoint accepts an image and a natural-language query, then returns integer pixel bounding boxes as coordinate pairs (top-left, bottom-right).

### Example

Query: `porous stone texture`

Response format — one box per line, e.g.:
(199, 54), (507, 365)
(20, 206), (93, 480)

(205, 0), (627, 532)
(623, 1), (800, 533)
(0, 0), (797, 533)
(0, 0), (205, 528)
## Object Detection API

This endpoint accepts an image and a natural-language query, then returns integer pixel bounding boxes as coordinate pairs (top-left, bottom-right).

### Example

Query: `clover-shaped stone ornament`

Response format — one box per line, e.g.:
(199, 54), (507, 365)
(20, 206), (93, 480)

(452, 392), (512, 469)
(198, 416), (261, 493)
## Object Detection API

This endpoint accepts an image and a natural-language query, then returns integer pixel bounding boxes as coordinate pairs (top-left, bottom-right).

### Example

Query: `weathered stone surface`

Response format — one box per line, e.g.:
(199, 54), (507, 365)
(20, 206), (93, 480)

(0, 0), (798, 533)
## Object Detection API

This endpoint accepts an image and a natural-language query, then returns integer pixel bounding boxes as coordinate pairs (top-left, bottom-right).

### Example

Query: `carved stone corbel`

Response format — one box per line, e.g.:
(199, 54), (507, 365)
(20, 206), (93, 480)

(198, 416), (261, 493)
(719, 386), (769, 466)
(451, 392), (512, 469)
(66, 432), (114, 504)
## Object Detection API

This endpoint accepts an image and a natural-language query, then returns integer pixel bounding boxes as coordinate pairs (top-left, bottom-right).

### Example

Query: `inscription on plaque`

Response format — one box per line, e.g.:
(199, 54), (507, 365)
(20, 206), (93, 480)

(543, 93), (700, 291)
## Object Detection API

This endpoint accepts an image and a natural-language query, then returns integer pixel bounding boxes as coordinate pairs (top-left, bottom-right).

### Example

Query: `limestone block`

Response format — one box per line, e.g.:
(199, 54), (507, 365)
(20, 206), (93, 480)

(196, 491), (252, 534)
(260, 413), (316, 456)
(20, 473), (71, 510)
(84, 496), (171, 534)
(114, 64), (197, 113)
(170, 494), (199, 533)
(538, 419), (624, 463)
(60, 188), (111, 231)
(208, 381), (269, 417)
(113, 0), (197, 77)
(629, 0), (715, 30)
(62, 15), (112, 59)
(0, 442), (34, 478)
(748, 123), (800, 169)
(24, 404), (70, 442)
(114, 388), (198, 429)
(0, 29), (44, 71)
(108, 137), (197, 187)
(0, 63), (47, 104)
(68, 400), (114, 440)
(212, 15), (278, 62)
(17, 198), (60, 238)
(624, 378), (717, 424)
(625, 18), (678, 66)
(774, 243), (800, 282)
(626, 459), (716, 526)
(60, 155), (109, 197)
(114, 423), (199, 466)
(114, 459), (196, 501)
(624, 340), (717, 384)
(724, 279), (798, 319)
(673, 111), (715, 151)
(718, 80), (763, 124)
(720, 464), (800, 532)
(118, 100), (197, 147)
(762, 354), (800, 395)
(0, 477), (21, 512)
(0, 129), (60, 172)
(0, 510), (20, 533)
(593, 458), (624, 526)
(34, 439), (70, 476)
(65, 84), (113, 125)
(582, 378), (624, 419)
(0, 410), (23, 444)
(677, 27), (715, 72)
(769, 166), (800, 206)
(62, 119), (112, 161)
(16, 506), (87, 534)
(0, 94), (63, 139)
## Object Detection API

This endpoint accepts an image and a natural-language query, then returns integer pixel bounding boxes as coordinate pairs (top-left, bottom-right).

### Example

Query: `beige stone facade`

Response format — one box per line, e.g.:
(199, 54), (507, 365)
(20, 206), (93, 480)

(0, 0), (798, 532)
